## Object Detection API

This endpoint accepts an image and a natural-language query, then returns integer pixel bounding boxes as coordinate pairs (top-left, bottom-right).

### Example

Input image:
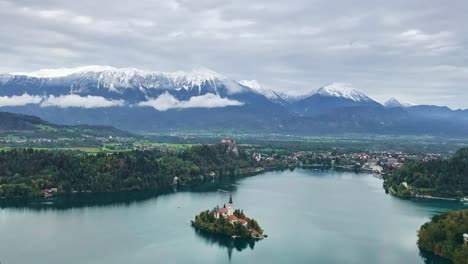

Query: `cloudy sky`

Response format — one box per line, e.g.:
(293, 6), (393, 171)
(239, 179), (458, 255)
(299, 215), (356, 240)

(0, 0), (467, 108)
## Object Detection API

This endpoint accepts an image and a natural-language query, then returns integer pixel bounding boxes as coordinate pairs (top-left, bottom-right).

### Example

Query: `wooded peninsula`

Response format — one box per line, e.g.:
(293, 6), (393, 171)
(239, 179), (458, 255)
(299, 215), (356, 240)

(383, 147), (468, 199)
(0, 143), (258, 198)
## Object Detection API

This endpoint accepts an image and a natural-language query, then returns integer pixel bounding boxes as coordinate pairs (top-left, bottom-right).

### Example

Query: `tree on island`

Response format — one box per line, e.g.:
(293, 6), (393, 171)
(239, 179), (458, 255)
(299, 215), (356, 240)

(191, 208), (263, 239)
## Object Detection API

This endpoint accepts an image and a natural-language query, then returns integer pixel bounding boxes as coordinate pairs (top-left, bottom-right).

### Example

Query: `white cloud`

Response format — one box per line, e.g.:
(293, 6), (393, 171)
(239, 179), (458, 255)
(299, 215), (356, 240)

(0, 93), (43, 106)
(138, 92), (243, 111)
(327, 42), (370, 51)
(41, 94), (125, 108)
(25, 7), (93, 25)
(1, 0), (468, 108)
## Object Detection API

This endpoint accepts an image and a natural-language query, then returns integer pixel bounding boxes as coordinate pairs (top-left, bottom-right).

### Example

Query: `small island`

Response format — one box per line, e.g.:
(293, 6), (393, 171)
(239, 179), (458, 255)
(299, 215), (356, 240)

(191, 194), (265, 239)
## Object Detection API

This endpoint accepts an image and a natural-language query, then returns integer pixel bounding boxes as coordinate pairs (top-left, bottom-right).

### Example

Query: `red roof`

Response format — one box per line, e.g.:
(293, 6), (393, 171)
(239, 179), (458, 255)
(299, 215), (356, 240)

(227, 215), (238, 221)
(238, 219), (248, 224)
(217, 208), (228, 214)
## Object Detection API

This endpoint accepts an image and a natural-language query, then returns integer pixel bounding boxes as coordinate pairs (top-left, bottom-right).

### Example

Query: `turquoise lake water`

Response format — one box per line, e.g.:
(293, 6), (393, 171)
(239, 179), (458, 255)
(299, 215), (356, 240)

(0, 169), (463, 264)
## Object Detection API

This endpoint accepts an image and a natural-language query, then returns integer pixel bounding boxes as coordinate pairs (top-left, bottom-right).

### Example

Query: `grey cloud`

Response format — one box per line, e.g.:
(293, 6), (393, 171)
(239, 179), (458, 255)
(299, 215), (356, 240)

(1, 0), (468, 108)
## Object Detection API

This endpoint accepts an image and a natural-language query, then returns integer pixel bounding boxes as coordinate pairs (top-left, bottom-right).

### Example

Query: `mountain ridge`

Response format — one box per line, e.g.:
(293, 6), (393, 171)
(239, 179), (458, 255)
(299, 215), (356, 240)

(1, 65), (467, 137)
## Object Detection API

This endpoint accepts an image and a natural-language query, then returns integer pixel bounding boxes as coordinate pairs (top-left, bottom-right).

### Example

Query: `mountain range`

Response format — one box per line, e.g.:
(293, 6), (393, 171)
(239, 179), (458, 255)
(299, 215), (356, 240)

(0, 65), (467, 137)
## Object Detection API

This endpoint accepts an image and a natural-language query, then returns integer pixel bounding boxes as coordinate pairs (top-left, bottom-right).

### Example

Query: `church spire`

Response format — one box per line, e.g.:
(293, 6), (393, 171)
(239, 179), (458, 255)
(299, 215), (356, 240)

(229, 194), (233, 204)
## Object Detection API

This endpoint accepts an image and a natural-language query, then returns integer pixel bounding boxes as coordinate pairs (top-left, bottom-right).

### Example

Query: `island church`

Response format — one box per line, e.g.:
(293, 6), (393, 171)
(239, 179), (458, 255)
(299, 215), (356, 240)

(214, 194), (235, 219)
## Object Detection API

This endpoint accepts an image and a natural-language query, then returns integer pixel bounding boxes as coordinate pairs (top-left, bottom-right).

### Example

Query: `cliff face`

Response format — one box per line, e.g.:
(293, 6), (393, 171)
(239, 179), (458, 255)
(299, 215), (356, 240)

(226, 143), (239, 156)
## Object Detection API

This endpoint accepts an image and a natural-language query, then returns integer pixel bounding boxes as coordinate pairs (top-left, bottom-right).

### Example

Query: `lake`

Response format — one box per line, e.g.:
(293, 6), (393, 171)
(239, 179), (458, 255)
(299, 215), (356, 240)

(0, 169), (464, 264)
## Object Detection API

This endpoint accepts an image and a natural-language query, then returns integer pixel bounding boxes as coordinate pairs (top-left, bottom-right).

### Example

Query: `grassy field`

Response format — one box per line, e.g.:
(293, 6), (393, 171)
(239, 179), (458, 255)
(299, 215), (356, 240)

(2, 132), (468, 154)
(0, 142), (198, 153)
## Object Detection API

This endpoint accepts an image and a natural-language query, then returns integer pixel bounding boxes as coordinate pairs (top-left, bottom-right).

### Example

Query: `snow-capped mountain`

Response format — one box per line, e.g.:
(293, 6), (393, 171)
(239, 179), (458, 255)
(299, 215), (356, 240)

(314, 83), (374, 102)
(384, 97), (412, 108)
(238, 80), (298, 105)
(2, 65), (246, 101)
(288, 83), (382, 116)
(1, 65), (467, 136)
(239, 80), (274, 98)
(0, 65), (289, 131)
(10, 65), (119, 78)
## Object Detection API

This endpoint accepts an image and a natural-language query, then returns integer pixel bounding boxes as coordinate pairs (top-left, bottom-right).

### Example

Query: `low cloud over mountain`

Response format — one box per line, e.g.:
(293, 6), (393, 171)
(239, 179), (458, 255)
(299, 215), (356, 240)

(138, 92), (243, 111)
(0, 93), (42, 107)
(0, 65), (467, 136)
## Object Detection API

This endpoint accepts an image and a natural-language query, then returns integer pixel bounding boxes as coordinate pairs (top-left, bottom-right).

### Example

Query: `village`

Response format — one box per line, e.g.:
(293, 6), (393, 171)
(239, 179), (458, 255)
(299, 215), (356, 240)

(249, 147), (446, 176)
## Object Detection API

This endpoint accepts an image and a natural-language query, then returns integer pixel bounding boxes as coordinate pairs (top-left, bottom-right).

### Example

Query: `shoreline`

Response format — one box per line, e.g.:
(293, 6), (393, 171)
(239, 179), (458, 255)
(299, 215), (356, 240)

(387, 187), (461, 202)
(0, 166), (386, 206)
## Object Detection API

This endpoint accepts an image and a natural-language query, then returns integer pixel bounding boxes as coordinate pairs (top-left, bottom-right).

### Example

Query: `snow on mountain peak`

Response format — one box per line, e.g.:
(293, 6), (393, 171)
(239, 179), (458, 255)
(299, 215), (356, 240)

(6, 65), (231, 93)
(315, 82), (371, 102)
(9, 65), (225, 81)
(10, 65), (118, 78)
(239, 80), (263, 90)
(238, 79), (284, 100)
(168, 66), (226, 90)
(384, 97), (413, 108)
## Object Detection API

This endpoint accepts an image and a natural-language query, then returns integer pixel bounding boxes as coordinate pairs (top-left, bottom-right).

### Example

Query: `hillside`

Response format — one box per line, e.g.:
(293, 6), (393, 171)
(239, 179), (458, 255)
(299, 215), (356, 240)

(383, 147), (468, 198)
(0, 143), (256, 198)
(0, 111), (48, 131)
(0, 111), (134, 138)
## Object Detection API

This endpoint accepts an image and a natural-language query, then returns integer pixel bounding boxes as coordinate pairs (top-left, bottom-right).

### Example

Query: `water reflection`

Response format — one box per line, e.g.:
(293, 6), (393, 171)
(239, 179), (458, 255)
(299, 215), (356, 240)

(0, 191), (162, 210)
(0, 179), (240, 211)
(193, 229), (256, 261)
(419, 249), (453, 264)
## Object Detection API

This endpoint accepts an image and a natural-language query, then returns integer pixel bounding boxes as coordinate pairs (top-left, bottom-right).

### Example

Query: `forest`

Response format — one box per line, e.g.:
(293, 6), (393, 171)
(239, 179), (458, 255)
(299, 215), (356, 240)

(383, 147), (468, 198)
(418, 210), (468, 264)
(0, 143), (257, 198)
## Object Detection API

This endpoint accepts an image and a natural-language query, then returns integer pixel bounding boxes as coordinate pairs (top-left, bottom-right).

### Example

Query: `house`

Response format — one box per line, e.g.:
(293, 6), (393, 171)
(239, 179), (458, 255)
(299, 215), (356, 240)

(213, 195), (250, 227)
(238, 218), (248, 227)
(228, 215), (238, 223)
(214, 206), (229, 219)
(252, 152), (262, 162)
(463, 234), (468, 245)
(386, 158), (398, 166)
(221, 139), (235, 144)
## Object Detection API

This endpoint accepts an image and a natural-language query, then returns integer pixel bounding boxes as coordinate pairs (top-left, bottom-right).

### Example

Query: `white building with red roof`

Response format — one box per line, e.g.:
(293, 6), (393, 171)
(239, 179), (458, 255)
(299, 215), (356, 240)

(214, 194), (235, 219)
(213, 194), (251, 228)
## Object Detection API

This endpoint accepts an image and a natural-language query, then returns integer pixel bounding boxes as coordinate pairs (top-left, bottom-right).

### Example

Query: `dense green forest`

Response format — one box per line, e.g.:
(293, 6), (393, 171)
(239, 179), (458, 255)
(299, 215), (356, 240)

(0, 143), (257, 198)
(191, 209), (263, 239)
(418, 210), (468, 264)
(383, 148), (468, 198)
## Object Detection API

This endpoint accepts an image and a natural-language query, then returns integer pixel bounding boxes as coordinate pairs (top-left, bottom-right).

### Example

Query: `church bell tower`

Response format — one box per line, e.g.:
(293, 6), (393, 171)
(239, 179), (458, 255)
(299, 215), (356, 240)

(227, 194), (234, 216)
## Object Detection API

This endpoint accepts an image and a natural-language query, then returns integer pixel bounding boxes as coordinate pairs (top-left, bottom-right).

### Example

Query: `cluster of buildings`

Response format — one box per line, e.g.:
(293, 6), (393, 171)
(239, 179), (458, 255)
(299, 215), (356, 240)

(214, 195), (249, 227)
(0, 135), (132, 146)
(250, 149), (446, 174)
(136, 144), (175, 152)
